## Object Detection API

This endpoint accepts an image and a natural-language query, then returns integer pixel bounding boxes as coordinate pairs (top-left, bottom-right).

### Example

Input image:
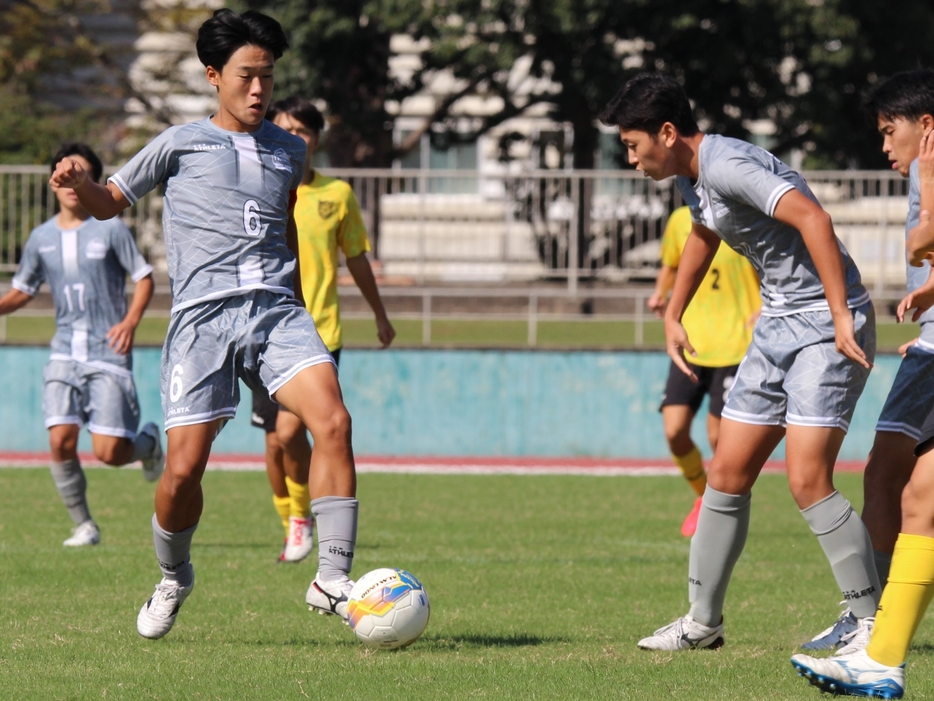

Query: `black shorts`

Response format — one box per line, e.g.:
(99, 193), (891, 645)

(250, 348), (341, 432)
(915, 404), (934, 457)
(659, 360), (739, 419)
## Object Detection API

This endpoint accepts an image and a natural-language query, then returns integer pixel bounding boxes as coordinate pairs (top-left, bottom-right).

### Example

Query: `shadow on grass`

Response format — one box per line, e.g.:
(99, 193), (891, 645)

(910, 643), (934, 656)
(419, 632), (566, 649)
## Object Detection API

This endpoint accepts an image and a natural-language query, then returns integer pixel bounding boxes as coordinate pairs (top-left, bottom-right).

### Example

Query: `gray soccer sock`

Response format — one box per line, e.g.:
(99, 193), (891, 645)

(129, 432), (157, 462)
(873, 550), (893, 589)
(151, 514), (196, 587)
(312, 496), (358, 581)
(50, 458), (92, 526)
(801, 491), (881, 619)
(687, 487), (751, 627)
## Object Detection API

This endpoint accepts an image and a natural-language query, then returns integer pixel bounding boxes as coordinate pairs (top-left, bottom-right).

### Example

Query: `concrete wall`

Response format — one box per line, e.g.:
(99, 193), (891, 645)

(0, 347), (902, 461)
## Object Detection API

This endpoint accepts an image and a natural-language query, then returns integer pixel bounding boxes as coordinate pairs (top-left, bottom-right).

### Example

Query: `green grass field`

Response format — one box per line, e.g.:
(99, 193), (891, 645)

(0, 315), (921, 351)
(2, 469), (933, 700)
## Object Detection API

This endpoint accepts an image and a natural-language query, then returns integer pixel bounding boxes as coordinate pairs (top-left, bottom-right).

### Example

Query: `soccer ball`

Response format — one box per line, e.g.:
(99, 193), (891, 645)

(347, 568), (430, 649)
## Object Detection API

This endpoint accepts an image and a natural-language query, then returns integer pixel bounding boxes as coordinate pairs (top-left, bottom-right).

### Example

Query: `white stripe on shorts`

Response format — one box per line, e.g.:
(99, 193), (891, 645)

(785, 411), (850, 432)
(721, 407), (786, 427)
(87, 422), (137, 439)
(266, 354), (337, 398)
(874, 421), (922, 441)
(164, 407), (237, 431)
(45, 414), (82, 428)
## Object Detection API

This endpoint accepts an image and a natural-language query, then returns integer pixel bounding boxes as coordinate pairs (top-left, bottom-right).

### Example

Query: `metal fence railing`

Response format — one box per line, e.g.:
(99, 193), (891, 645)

(0, 166), (910, 295)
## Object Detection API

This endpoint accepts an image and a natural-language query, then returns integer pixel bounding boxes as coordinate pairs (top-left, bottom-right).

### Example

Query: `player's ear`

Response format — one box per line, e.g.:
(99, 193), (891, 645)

(660, 122), (678, 147)
(205, 65), (221, 89)
(921, 114), (934, 133)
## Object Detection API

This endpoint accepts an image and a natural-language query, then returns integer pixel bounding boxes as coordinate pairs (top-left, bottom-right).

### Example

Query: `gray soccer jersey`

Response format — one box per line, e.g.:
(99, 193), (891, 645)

(907, 160), (934, 342)
(12, 216), (153, 370)
(676, 135), (868, 317)
(109, 118), (306, 312)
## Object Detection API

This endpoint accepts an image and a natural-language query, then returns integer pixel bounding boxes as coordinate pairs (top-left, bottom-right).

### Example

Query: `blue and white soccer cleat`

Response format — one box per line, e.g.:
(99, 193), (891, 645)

(637, 614), (724, 651)
(306, 575), (354, 621)
(791, 650), (905, 699)
(801, 605), (858, 650)
(836, 617), (875, 656)
(137, 571), (195, 639)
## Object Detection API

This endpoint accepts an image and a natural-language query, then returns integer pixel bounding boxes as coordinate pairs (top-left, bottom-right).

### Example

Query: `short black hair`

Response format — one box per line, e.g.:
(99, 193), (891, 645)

(196, 9), (288, 71)
(600, 73), (699, 137)
(51, 143), (103, 183)
(867, 69), (934, 123)
(267, 96), (325, 133)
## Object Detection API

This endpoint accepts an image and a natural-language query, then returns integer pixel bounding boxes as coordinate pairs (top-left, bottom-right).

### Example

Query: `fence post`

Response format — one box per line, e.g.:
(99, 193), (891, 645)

(634, 290), (644, 347)
(422, 291), (432, 346)
(568, 177), (579, 296)
(528, 293), (538, 347)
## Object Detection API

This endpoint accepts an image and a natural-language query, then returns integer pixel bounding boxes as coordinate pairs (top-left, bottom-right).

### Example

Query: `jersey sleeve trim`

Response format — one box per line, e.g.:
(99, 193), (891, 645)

(11, 278), (37, 296)
(108, 174), (139, 206)
(130, 264), (154, 283)
(765, 182), (795, 217)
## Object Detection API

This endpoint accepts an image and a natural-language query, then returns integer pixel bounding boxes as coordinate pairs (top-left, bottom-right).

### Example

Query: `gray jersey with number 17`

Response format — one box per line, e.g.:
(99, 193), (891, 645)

(12, 216), (152, 370)
(676, 134), (868, 318)
(109, 118), (306, 313)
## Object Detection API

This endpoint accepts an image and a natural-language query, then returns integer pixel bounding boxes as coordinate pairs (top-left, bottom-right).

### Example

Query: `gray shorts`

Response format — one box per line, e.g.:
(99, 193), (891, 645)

(875, 339), (934, 440)
(162, 290), (334, 430)
(43, 359), (141, 438)
(722, 302), (875, 432)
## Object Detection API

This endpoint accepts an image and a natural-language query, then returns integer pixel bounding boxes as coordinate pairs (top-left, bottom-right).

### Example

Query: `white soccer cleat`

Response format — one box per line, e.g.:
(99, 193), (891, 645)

(63, 520), (100, 547)
(139, 422), (165, 483)
(801, 605), (858, 650)
(835, 616), (875, 656)
(306, 575), (354, 620)
(137, 573), (194, 639)
(637, 614), (724, 651)
(791, 650), (905, 698)
(280, 516), (314, 563)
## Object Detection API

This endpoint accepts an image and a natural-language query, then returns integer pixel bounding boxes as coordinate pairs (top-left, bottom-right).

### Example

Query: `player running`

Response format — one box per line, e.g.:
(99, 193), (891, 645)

(600, 73), (880, 652)
(50, 9), (360, 638)
(252, 96), (395, 564)
(0, 143), (162, 546)
(789, 75), (934, 700)
(802, 69), (934, 655)
(649, 205), (760, 537)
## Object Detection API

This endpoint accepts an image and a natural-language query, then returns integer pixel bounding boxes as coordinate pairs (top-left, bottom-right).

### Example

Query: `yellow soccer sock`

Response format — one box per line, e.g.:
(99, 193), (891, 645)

(285, 476), (311, 519)
(272, 494), (291, 538)
(866, 533), (934, 667)
(673, 447), (707, 497)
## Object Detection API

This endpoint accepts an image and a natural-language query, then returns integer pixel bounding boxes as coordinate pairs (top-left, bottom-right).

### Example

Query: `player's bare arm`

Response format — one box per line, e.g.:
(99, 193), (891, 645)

(664, 223), (720, 381)
(908, 130), (934, 265)
(772, 189), (870, 369)
(0, 288), (33, 316)
(49, 157), (129, 221)
(346, 253), (395, 348)
(897, 265), (934, 324)
(648, 265), (676, 318)
(107, 273), (154, 355)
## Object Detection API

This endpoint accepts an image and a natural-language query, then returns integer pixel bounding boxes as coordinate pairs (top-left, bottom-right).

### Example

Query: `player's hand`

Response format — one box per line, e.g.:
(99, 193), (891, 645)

(898, 338), (919, 359)
(919, 130), (934, 185)
(664, 316), (698, 382)
(647, 292), (666, 318)
(49, 157), (89, 190)
(897, 280), (934, 323)
(832, 311), (871, 369)
(376, 316), (395, 348)
(106, 319), (136, 355)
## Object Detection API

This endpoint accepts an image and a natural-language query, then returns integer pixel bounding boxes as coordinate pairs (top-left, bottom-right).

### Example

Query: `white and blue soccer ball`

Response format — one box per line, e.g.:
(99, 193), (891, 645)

(347, 568), (430, 649)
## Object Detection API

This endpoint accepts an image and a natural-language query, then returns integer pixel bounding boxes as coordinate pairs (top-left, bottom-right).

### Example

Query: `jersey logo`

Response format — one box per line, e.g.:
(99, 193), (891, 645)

(272, 148), (292, 172)
(39, 245), (57, 253)
(86, 238), (107, 260)
(318, 200), (339, 218)
(192, 143), (226, 152)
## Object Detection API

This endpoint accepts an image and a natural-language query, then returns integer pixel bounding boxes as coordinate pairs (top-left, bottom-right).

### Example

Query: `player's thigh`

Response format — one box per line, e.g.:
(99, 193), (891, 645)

(902, 445), (934, 537)
(162, 301), (240, 431)
(86, 367), (140, 439)
(42, 360), (84, 430)
(274, 363), (349, 440)
(707, 418), (785, 494)
(719, 335), (787, 427)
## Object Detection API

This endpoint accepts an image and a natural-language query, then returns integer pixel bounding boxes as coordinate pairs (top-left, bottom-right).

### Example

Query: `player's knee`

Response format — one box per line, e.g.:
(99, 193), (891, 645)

(901, 480), (928, 523)
(276, 421), (306, 447)
(314, 406), (352, 446)
(94, 443), (121, 465)
(664, 426), (693, 454)
(49, 431), (78, 457)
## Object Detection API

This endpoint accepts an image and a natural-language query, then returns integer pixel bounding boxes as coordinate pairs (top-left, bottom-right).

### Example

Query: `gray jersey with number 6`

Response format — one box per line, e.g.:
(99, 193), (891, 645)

(109, 118), (306, 313)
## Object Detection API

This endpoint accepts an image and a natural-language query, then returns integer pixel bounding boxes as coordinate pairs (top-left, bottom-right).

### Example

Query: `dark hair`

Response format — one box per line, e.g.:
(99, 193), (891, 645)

(267, 96), (325, 133)
(600, 73), (699, 137)
(867, 69), (934, 123)
(196, 9), (288, 70)
(51, 143), (103, 183)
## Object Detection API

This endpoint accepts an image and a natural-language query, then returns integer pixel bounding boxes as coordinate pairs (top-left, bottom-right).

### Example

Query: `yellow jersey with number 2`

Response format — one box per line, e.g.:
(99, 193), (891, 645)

(293, 172), (372, 352)
(660, 206), (761, 367)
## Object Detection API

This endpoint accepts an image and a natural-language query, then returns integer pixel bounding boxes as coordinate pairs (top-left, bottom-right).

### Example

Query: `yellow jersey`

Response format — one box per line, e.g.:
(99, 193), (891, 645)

(293, 172), (371, 351)
(660, 206), (761, 367)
